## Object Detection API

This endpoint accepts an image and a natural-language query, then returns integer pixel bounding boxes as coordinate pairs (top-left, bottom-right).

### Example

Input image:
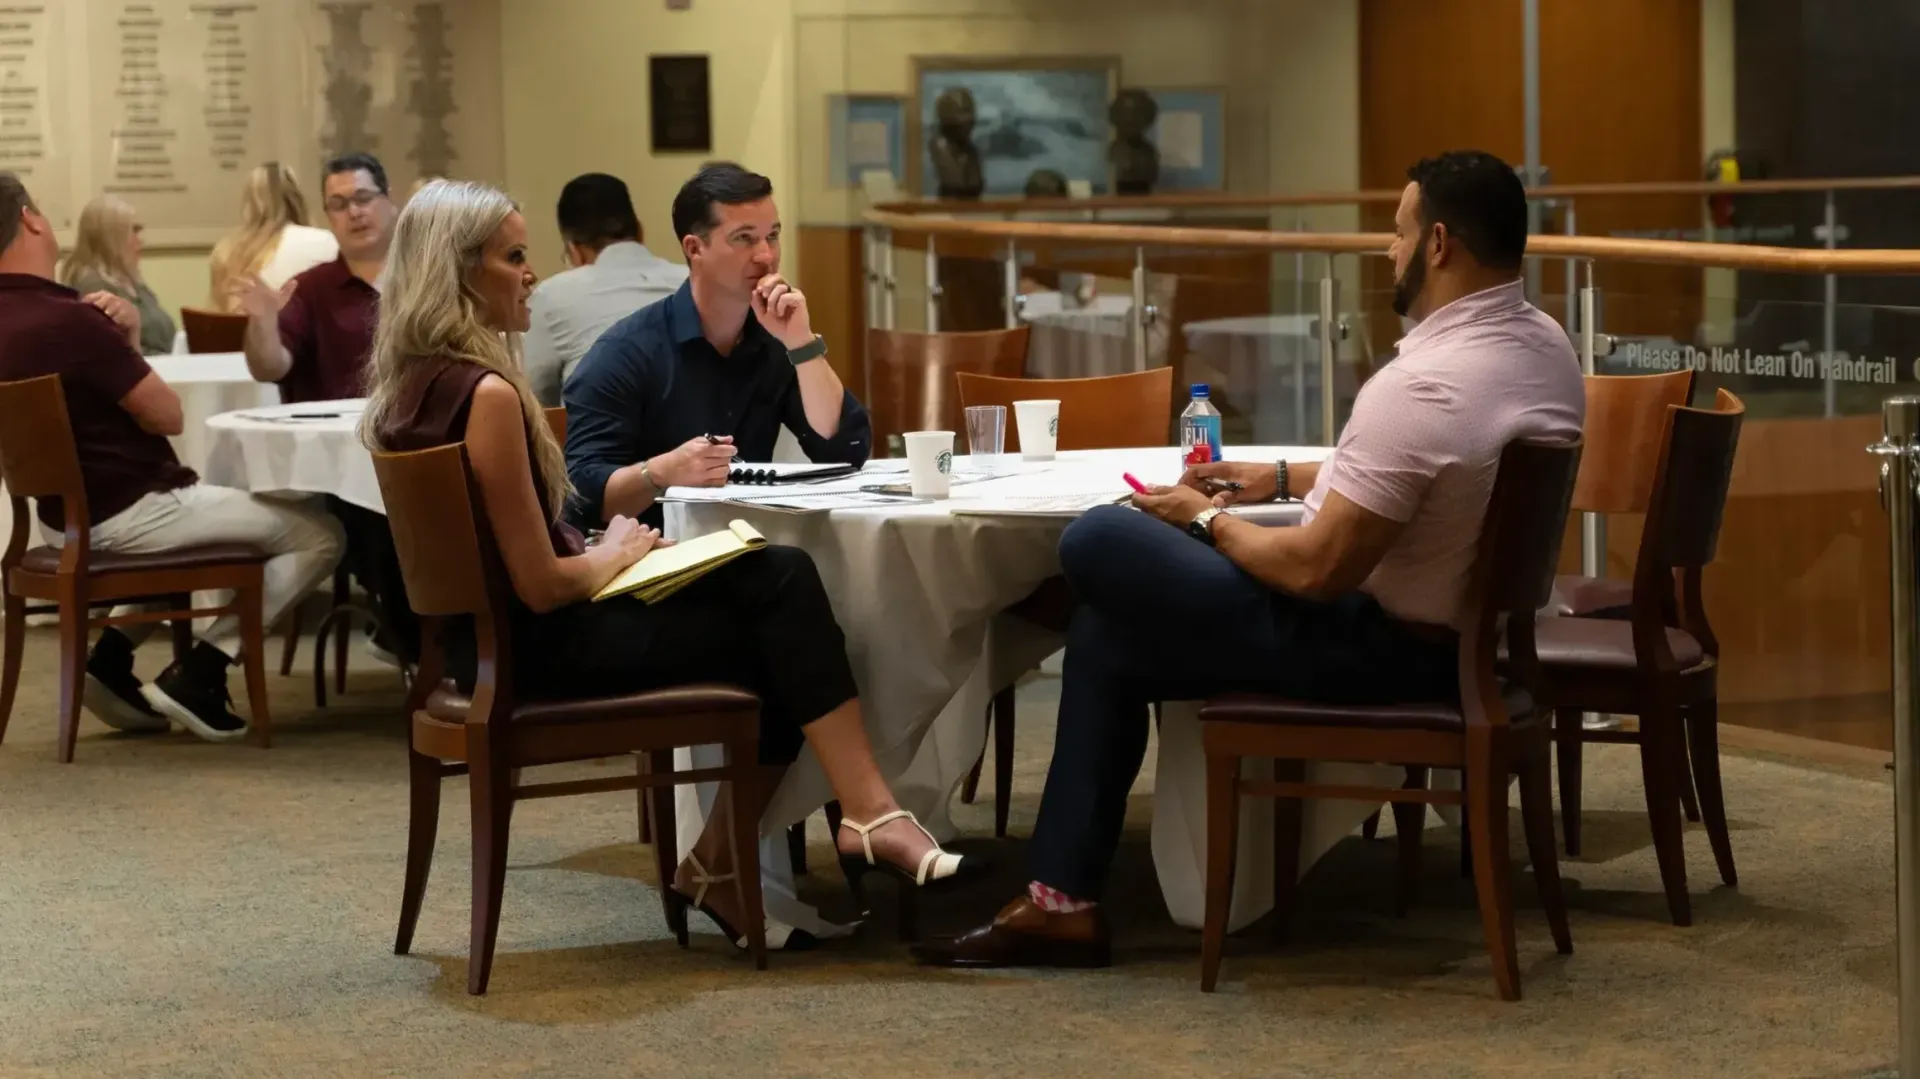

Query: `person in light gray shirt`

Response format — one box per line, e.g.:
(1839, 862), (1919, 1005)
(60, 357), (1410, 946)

(523, 173), (689, 405)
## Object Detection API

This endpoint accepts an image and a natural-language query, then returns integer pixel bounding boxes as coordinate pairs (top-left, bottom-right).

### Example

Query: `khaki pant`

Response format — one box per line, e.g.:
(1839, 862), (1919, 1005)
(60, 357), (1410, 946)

(43, 485), (345, 657)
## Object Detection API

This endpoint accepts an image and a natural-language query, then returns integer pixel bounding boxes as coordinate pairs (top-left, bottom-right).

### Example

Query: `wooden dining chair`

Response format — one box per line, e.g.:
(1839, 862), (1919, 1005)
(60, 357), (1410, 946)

(952, 366), (1177, 837)
(1197, 436), (1582, 1001)
(1547, 369), (1700, 848)
(956, 367), (1176, 451)
(372, 440), (770, 994)
(1528, 389), (1745, 927)
(0, 375), (274, 760)
(868, 327), (1030, 456)
(180, 307), (249, 353)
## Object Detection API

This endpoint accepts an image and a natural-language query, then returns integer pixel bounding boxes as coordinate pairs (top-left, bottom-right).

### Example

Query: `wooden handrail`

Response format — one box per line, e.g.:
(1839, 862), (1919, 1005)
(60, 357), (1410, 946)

(862, 210), (1920, 275)
(871, 175), (1920, 217)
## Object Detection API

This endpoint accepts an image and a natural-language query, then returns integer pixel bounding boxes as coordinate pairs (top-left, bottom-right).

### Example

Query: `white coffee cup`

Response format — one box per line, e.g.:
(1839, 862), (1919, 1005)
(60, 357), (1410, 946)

(902, 430), (956, 498)
(1013, 399), (1061, 461)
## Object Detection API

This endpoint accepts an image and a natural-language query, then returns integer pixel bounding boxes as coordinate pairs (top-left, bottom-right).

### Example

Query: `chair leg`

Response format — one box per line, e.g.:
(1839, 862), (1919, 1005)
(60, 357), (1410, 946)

(56, 592), (86, 764)
(0, 592), (25, 745)
(787, 818), (809, 876)
(724, 756), (768, 970)
(1465, 733), (1521, 1001)
(1518, 747), (1573, 956)
(1553, 708), (1584, 856)
(395, 750), (443, 955)
(992, 685), (1016, 839)
(961, 708), (986, 806)
(1685, 699), (1738, 887)
(636, 755), (654, 845)
(312, 609), (332, 709)
(644, 751), (686, 947)
(1271, 759), (1305, 944)
(331, 570), (351, 695)
(1638, 704), (1693, 927)
(278, 606), (300, 676)
(466, 755), (514, 995)
(169, 601), (193, 663)
(1390, 767), (1429, 916)
(1199, 748), (1241, 993)
(236, 583), (272, 749)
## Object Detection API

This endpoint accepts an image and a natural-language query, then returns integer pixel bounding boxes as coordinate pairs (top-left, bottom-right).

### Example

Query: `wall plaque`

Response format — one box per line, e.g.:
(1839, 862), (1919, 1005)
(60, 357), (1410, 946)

(649, 54), (711, 153)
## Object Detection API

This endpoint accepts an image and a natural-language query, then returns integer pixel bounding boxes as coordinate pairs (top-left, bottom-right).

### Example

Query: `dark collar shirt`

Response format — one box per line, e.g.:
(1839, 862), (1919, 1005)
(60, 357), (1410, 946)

(0, 274), (196, 530)
(562, 281), (871, 526)
(276, 255), (378, 403)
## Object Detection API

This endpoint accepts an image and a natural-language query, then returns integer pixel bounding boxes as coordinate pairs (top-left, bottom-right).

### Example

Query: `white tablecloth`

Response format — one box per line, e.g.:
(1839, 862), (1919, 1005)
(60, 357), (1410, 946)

(665, 446), (1400, 936)
(200, 399), (374, 511)
(148, 353), (280, 473)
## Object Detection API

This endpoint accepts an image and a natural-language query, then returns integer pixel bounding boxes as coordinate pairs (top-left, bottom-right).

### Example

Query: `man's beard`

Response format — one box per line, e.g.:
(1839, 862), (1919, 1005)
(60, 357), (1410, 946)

(1391, 229), (1429, 318)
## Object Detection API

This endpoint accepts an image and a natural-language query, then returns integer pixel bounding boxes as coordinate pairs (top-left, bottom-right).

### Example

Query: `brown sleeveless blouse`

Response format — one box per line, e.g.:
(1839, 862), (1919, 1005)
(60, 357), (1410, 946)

(372, 357), (586, 558)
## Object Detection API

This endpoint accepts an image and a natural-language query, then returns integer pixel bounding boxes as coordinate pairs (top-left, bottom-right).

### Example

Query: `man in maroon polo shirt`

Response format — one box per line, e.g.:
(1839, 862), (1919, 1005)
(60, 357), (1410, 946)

(0, 172), (344, 743)
(235, 152), (394, 402)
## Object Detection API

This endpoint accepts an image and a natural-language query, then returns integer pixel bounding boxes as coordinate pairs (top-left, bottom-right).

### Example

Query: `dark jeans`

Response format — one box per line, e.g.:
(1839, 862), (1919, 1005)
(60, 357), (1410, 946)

(329, 496), (422, 663)
(1027, 504), (1460, 900)
(446, 544), (860, 766)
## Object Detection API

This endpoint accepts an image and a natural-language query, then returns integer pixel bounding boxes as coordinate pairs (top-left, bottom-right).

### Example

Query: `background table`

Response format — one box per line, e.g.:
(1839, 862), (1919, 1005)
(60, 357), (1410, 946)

(200, 400), (376, 512)
(664, 445), (1403, 936)
(148, 353), (281, 473)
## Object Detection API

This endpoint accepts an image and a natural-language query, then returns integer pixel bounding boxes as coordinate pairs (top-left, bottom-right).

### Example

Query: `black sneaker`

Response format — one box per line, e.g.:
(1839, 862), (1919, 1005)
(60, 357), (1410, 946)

(85, 629), (169, 733)
(142, 642), (248, 744)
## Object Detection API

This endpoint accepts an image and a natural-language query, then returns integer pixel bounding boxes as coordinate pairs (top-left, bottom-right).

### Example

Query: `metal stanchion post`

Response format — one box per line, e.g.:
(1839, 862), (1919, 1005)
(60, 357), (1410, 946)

(1131, 247), (1149, 372)
(925, 237), (940, 333)
(1003, 238), (1020, 330)
(1317, 256), (1339, 447)
(1824, 191), (1840, 419)
(1579, 259), (1620, 733)
(1870, 397), (1920, 1078)
(880, 229), (896, 331)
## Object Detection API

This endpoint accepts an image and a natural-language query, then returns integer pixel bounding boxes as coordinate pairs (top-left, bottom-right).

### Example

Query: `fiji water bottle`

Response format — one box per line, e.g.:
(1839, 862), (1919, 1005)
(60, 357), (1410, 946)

(1180, 384), (1223, 465)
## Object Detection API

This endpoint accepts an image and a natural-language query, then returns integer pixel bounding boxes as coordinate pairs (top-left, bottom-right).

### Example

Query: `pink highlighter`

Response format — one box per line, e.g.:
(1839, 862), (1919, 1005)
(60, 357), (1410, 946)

(1123, 472), (1151, 495)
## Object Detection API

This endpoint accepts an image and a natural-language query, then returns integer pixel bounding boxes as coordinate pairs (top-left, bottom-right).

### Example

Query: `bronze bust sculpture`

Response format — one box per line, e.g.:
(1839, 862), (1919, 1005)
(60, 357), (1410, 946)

(929, 87), (985, 199)
(1108, 88), (1159, 196)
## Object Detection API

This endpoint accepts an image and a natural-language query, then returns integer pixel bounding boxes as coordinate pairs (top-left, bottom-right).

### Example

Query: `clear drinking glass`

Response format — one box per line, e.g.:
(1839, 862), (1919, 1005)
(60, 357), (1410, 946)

(965, 404), (1007, 457)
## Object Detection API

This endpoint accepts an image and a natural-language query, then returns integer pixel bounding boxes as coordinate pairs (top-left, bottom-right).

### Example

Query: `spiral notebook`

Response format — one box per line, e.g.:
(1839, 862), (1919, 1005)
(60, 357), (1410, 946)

(593, 519), (767, 603)
(728, 462), (859, 485)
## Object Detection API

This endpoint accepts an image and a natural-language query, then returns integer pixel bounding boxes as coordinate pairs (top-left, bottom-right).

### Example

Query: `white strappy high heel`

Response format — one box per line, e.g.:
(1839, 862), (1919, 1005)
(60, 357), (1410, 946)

(836, 809), (977, 941)
(667, 853), (818, 953)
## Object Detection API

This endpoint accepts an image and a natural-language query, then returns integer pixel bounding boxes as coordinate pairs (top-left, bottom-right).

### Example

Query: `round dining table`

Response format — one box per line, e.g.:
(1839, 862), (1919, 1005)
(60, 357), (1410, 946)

(195, 409), (1404, 940)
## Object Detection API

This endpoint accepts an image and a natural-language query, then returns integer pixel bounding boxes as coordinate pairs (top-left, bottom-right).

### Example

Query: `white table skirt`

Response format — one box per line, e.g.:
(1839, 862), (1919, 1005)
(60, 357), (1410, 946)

(664, 445), (1408, 935)
(199, 399), (376, 511)
(148, 353), (281, 474)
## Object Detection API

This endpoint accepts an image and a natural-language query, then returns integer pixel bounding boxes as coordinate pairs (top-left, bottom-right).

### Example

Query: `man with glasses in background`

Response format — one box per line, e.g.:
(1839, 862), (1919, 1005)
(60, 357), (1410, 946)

(234, 152), (394, 402)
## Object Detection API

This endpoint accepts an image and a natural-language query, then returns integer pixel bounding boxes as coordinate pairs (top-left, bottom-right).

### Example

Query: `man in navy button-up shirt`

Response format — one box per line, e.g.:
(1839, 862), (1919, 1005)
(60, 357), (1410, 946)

(562, 162), (871, 526)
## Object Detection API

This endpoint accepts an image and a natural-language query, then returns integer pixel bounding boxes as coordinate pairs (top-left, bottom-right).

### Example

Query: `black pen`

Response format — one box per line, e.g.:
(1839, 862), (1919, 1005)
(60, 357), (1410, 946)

(1206, 478), (1244, 493)
(703, 433), (723, 445)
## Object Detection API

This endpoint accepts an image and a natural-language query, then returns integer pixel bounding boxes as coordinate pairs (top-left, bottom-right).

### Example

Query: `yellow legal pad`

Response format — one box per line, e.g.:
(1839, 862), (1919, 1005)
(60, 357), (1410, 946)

(592, 519), (767, 603)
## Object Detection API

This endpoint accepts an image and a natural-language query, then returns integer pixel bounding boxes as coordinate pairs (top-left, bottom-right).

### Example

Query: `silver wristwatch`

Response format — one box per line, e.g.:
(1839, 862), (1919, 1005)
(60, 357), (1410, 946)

(1188, 507), (1224, 545)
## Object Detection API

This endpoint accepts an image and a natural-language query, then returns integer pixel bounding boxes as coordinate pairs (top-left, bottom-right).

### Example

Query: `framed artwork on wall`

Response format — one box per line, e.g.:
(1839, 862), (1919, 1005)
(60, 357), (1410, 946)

(828, 94), (905, 189)
(911, 56), (1119, 197)
(649, 54), (711, 153)
(1146, 87), (1226, 191)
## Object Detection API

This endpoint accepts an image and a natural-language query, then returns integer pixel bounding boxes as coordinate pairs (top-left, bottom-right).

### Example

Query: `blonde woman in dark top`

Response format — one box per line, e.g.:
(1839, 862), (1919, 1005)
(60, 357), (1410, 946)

(362, 180), (970, 951)
(60, 195), (176, 356)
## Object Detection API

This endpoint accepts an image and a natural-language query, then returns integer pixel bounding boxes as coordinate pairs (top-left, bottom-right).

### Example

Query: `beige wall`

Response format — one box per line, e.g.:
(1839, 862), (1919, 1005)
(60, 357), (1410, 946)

(499, 0), (799, 279)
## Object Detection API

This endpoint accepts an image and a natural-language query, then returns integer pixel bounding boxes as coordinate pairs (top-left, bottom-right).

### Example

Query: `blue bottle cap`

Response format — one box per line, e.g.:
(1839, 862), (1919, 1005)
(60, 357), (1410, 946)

(1191, 383), (1210, 397)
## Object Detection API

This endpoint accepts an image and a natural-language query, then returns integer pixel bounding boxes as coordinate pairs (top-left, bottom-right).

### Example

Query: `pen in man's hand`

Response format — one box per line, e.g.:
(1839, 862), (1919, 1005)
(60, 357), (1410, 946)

(703, 433), (723, 445)
(1206, 478), (1244, 493)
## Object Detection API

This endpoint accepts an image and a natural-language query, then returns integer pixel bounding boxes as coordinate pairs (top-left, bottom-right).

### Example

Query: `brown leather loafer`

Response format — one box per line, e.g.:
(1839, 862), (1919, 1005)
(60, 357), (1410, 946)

(910, 896), (1112, 969)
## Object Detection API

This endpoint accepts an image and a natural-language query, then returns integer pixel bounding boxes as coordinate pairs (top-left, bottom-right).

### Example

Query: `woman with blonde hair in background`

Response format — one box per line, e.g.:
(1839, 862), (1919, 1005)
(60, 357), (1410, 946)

(363, 180), (971, 952)
(60, 194), (176, 355)
(208, 161), (338, 309)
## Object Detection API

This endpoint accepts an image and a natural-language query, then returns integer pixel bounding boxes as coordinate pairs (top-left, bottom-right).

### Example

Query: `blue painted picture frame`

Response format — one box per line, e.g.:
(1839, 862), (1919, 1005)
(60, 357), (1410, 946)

(1146, 88), (1226, 191)
(913, 58), (1118, 197)
(828, 95), (905, 189)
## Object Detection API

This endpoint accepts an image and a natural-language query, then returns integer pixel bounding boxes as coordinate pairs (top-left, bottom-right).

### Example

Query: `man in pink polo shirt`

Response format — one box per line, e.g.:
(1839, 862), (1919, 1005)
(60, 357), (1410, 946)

(916, 150), (1585, 969)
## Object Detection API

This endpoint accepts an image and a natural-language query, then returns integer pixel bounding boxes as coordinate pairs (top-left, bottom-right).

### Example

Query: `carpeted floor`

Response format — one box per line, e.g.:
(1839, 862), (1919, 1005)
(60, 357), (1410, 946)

(0, 625), (1902, 1079)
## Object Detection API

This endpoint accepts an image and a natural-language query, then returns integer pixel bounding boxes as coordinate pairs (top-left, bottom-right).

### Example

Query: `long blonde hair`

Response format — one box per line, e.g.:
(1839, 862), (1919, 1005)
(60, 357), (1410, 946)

(209, 162), (311, 307)
(360, 180), (570, 519)
(60, 195), (140, 293)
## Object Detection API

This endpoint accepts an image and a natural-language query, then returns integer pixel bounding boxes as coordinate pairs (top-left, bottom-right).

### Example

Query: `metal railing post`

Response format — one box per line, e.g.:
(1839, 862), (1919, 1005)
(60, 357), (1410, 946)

(1317, 255), (1338, 445)
(1870, 397), (1920, 1079)
(1563, 198), (1579, 333)
(1579, 259), (1618, 734)
(925, 236), (940, 333)
(1003, 238), (1020, 329)
(1131, 247), (1149, 371)
(1824, 190), (1840, 418)
(862, 226), (878, 333)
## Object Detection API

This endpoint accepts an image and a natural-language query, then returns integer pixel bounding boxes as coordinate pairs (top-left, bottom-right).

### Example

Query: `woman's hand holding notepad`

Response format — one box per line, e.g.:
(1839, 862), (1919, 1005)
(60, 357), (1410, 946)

(592, 519), (768, 603)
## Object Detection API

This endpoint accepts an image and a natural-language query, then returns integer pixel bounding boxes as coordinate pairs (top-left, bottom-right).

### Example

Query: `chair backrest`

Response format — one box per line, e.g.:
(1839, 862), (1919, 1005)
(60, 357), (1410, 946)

(181, 307), (249, 354)
(0, 375), (86, 508)
(867, 327), (1030, 453)
(1571, 370), (1694, 513)
(543, 406), (567, 442)
(955, 367), (1175, 450)
(369, 443), (501, 620)
(1637, 387), (1745, 580)
(1461, 436), (1584, 719)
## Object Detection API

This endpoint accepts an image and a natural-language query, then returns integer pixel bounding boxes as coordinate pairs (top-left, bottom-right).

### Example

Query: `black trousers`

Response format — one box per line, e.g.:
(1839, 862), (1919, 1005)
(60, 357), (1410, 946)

(493, 544), (860, 766)
(1026, 504), (1460, 900)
